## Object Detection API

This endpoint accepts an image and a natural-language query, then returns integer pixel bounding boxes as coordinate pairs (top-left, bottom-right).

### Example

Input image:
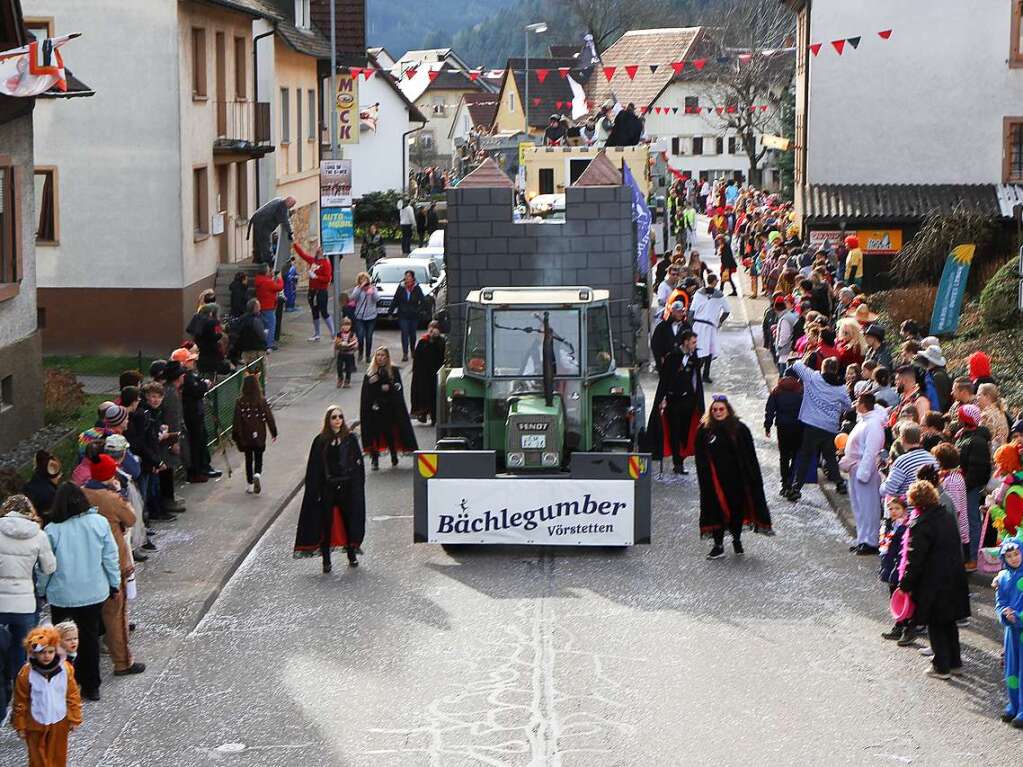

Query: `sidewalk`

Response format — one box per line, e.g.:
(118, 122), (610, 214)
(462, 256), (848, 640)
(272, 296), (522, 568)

(0, 295), (391, 764)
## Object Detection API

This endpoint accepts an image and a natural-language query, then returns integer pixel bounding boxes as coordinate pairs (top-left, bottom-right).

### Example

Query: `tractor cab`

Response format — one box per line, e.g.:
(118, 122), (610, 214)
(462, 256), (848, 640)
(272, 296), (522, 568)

(438, 287), (643, 472)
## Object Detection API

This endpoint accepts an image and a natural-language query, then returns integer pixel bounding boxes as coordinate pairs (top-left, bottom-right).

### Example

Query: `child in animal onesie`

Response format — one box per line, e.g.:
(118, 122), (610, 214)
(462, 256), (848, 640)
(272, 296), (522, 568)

(995, 535), (1023, 727)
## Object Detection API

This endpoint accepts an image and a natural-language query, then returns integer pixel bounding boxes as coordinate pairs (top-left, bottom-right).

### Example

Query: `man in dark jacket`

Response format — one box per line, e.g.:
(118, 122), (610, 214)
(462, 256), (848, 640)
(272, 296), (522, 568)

(606, 103), (643, 146)
(955, 403), (992, 569)
(174, 349), (220, 483)
(390, 270), (426, 362)
(247, 196), (296, 266)
(764, 368), (804, 494)
(650, 301), (691, 372)
(232, 298), (268, 366)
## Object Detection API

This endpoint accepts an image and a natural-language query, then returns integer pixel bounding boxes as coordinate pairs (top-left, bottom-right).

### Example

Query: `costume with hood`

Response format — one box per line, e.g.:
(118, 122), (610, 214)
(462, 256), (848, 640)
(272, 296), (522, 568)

(994, 536), (1023, 723)
(840, 404), (887, 548)
(694, 416), (772, 539)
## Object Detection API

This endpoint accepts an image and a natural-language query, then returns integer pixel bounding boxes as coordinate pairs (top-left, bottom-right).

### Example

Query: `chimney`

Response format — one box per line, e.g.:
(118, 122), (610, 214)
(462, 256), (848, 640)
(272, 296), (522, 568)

(311, 0), (366, 55)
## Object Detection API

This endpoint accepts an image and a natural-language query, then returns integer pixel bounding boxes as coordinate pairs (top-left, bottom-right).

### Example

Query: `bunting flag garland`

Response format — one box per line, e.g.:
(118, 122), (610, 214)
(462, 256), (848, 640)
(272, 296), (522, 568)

(427, 67), (441, 81)
(535, 68), (549, 83)
(831, 39), (846, 55)
(532, 97), (541, 106)
(363, 68), (375, 80)
(625, 64), (639, 80)
(349, 66), (362, 78)
(878, 29), (893, 39)
(672, 106), (679, 114)
(404, 66), (417, 80)
(670, 61), (685, 75)
(649, 64), (659, 74)
(558, 67), (570, 79)
(603, 65), (616, 81)
(847, 36), (861, 49)
(692, 59), (706, 71)
(469, 69), (480, 81)
(809, 43), (823, 56)
(555, 100), (563, 109)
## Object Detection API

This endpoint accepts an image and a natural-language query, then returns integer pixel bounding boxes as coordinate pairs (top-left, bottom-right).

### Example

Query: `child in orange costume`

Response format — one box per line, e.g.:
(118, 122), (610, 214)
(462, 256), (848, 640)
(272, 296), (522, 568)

(10, 626), (82, 767)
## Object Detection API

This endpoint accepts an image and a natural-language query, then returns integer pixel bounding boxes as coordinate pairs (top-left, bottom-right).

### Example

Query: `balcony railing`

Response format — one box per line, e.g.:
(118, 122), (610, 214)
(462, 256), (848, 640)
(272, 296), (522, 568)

(215, 100), (270, 143)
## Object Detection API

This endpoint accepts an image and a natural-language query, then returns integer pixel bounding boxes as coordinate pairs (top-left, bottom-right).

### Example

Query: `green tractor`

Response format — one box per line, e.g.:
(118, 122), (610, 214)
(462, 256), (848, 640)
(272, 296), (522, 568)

(413, 287), (651, 548)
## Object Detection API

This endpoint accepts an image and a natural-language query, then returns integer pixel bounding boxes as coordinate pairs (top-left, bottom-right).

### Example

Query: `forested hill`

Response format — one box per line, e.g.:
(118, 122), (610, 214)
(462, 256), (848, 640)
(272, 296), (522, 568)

(368, 0), (729, 68)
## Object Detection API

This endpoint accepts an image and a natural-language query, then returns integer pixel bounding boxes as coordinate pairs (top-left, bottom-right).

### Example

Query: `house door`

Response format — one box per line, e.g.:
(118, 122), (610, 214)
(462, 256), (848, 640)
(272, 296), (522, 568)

(215, 32), (227, 136)
(216, 165), (229, 263)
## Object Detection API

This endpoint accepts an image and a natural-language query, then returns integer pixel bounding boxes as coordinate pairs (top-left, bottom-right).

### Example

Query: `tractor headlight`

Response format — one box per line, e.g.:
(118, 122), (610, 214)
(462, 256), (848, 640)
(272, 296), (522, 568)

(542, 452), (559, 467)
(507, 452), (525, 467)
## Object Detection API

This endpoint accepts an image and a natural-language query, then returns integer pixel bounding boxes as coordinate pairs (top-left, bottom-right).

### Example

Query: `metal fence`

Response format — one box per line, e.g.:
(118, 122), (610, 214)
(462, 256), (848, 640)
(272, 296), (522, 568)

(203, 356), (266, 448)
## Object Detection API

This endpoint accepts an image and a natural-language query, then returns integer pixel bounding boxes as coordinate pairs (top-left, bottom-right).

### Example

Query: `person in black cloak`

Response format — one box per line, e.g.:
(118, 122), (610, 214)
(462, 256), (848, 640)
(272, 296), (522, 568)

(293, 406), (366, 572)
(410, 321), (446, 424)
(695, 394), (773, 560)
(360, 347), (419, 470)
(646, 329), (704, 474)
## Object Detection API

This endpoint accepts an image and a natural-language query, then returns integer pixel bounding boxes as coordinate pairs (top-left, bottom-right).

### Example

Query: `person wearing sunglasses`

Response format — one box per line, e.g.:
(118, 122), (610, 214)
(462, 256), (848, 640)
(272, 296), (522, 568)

(695, 394), (773, 559)
(293, 406), (366, 572)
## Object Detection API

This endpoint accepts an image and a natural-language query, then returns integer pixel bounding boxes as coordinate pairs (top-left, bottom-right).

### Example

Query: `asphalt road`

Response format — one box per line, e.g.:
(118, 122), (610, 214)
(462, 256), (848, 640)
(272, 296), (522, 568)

(78, 314), (1016, 767)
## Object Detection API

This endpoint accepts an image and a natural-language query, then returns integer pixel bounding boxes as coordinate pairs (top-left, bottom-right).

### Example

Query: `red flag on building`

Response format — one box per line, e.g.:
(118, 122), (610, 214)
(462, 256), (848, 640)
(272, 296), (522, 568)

(624, 65), (638, 80)
(536, 68), (549, 83)
(603, 66), (616, 81)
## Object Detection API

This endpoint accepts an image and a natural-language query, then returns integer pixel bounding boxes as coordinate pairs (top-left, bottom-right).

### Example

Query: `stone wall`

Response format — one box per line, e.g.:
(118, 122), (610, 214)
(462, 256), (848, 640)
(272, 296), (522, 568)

(444, 185), (638, 366)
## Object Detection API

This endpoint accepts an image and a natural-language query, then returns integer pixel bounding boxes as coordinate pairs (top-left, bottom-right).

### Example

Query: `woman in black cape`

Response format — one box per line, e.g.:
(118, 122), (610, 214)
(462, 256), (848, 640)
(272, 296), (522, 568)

(645, 329), (704, 474)
(695, 394), (772, 560)
(293, 406), (366, 572)
(410, 321), (446, 424)
(360, 347), (419, 470)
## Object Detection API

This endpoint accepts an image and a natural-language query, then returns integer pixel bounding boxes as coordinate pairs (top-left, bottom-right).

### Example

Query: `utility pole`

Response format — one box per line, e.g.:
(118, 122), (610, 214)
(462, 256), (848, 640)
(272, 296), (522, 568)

(328, 0), (342, 326)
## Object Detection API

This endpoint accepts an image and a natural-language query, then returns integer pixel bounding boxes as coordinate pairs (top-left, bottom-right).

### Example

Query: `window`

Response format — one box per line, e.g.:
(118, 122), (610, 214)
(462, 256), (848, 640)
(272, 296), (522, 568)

(235, 163), (248, 219)
(586, 306), (613, 376)
(671, 137), (681, 155)
(568, 158), (589, 185)
(307, 89), (316, 139)
(234, 37), (246, 99)
(684, 96), (699, 112)
(24, 17), (53, 41)
(34, 168), (57, 245)
(0, 160), (22, 294)
(492, 309), (580, 378)
(193, 166), (209, 237)
(0, 375), (12, 413)
(1013, 1), (1023, 67)
(727, 136), (736, 155)
(538, 167), (554, 195)
(295, 0), (310, 28)
(280, 87), (290, 143)
(691, 136), (703, 155)
(432, 96), (446, 116)
(715, 137), (724, 155)
(464, 307), (487, 373)
(296, 89), (303, 172)
(420, 131), (434, 148)
(508, 92), (515, 112)
(192, 27), (207, 98)
(1004, 118), (1023, 183)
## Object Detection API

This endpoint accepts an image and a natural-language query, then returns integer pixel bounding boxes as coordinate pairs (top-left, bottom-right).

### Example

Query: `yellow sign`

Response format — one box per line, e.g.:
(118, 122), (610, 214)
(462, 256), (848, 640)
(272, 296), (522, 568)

(417, 453), (438, 479)
(336, 73), (359, 145)
(950, 243), (976, 265)
(857, 229), (902, 254)
(518, 142), (533, 168)
(761, 134), (791, 151)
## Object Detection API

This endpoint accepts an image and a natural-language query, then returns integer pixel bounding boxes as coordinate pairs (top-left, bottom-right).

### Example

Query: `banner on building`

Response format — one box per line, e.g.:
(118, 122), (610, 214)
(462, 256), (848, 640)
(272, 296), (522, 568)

(761, 134), (792, 151)
(929, 244), (975, 336)
(808, 230), (843, 251)
(320, 207), (354, 256)
(623, 163), (652, 273)
(426, 479), (635, 546)
(0, 34), (79, 97)
(320, 159), (352, 208)
(336, 73), (359, 144)
(857, 229), (902, 254)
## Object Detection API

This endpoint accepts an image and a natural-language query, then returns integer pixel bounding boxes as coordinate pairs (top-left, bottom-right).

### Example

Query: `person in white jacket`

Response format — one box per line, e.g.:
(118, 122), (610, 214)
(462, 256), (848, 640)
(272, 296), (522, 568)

(0, 494), (56, 682)
(840, 392), (887, 554)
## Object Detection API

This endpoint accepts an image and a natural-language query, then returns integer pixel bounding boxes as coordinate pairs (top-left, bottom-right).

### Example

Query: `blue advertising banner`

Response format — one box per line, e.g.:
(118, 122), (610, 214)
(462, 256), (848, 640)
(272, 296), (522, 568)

(929, 244), (976, 336)
(622, 163), (651, 275)
(321, 207), (354, 257)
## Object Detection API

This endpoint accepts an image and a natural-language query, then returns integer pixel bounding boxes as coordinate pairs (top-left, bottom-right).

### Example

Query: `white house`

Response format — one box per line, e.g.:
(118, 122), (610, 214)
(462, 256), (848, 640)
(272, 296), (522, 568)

(340, 53), (426, 198)
(27, 0), (276, 353)
(786, 0), (1023, 285)
(586, 28), (786, 188)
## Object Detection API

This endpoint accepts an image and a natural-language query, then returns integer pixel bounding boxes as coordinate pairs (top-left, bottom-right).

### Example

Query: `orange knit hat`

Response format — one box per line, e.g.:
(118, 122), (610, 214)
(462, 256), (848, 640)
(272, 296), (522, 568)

(994, 443), (1023, 475)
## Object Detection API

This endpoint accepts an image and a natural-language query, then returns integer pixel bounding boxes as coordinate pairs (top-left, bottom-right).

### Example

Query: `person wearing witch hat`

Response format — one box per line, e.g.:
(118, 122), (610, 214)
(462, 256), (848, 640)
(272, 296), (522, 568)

(646, 329), (704, 474)
(695, 394), (773, 560)
(293, 406), (366, 572)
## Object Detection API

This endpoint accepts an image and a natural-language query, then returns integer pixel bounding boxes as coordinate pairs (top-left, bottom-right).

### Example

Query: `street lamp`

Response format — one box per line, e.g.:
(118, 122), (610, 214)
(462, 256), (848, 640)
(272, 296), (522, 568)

(524, 22), (547, 135)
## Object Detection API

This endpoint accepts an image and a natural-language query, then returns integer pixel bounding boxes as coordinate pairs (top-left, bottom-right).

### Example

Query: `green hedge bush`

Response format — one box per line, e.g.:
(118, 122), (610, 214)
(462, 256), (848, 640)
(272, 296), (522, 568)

(980, 258), (1022, 331)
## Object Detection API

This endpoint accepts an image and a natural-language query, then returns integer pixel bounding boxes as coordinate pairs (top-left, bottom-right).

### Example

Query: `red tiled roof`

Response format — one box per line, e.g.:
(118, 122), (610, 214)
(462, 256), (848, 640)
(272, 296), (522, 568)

(586, 27), (704, 110)
(458, 157), (514, 189)
(573, 151), (622, 187)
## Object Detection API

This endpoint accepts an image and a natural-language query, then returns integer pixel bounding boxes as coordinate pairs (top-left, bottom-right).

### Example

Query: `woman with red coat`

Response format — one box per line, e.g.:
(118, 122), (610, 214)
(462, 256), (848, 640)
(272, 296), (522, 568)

(293, 242), (334, 341)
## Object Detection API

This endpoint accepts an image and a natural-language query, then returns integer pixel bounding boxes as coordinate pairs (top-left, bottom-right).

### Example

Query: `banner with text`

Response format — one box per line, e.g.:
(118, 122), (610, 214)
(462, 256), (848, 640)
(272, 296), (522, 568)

(929, 244), (975, 336)
(320, 159), (352, 207)
(320, 207), (354, 257)
(336, 74), (359, 144)
(426, 478), (635, 546)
